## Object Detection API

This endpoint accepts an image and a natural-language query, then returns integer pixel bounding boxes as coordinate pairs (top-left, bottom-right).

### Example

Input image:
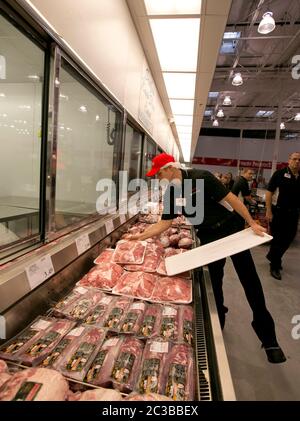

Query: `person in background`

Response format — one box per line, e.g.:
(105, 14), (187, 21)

(213, 172), (222, 180)
(220, 173), (230, 189)
(231, 168), (257, 206)
(227, 172), (234, 190)
(266, 152), (300, 280)
(128, 153), (286, 364)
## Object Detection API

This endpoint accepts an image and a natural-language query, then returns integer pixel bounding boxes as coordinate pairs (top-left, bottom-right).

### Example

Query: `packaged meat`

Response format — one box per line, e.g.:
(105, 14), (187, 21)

(0, 360), (9, 374)
(138, 304), (162, 339)
(19, 318), (76, 367)
(102, 296), (132, 331)
(73, 388), (123, 401)
(126, 392), (173, 401)
(0, 316), (55, 362)
(53, 286), (89, 317)
(58, 327), (106, 382)
(137, 337), (172, 395)
(119, 301), (147, 334)
(178, 238), (193, 249)
(158, 236), (170, 248)
(178, 229), (192, 239)
(124, 243), (163, 273)
(162, 343), (194, 401)
(156, 249), (182, 276)
(84, 336), (123, 387)
(178, 306), (194, 346)
(0, 368), (69, 401)
(78, 263), (124, 290)
(82, 295), (114, 327)
(62, 288), (104, 321)
(0, 373), (11, 388)
(113, 240), (147, 264)
(112, 272), (157, 300)
(93, 248), (115, 265)
(151, 277), (192, 304)
(159, 305), (179, 341)
(111, 337), (144, 393)
(169, 234), (180, 247)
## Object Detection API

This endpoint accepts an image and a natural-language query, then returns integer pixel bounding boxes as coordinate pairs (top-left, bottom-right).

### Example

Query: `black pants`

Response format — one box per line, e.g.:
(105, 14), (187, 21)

(198, 215), (278, 347)
(268, 206), (299, 270)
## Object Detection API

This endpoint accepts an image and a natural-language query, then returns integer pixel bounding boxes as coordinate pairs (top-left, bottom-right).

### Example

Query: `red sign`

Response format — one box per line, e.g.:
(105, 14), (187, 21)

(192, 156), (287, 169)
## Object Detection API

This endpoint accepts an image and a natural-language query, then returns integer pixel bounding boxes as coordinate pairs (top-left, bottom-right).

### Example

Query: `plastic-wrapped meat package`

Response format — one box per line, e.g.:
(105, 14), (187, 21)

(78, 263), (124, 290)
(151, 276), (192, 304)
(156, 249), (182, 276)
(0, 317), (55, 362)
(126, 392), (173, 401)
(119, 301), (147, 334)
(137, 304), (162, 339)
(178, 306), (194, 346)
(124, 243), (163, 273)
(0, 372), (11, 388)
(93, 248), (114, 265)
(53, 286), (90, 317)
(0, 368), (69, 401)
(57, 327), (106, 382)
(62, 288), (104, 321)
(137, 337), (172, 395)
(178, 229), (192, 239)
(169, 234), (180, 247)
(159, 305), (179, 341)
(84, 336), (123, 387)
(162, 343), (194, 401)
(113, 240), (147, 264)
(102, 296), (132, 331)
(82, 295), (114, 327)
(178, 238), (193, 249)
(71, 388), (123, 401)
(111, 337), (144, 393)
(112, 272), (157, 300)
(0, 360), (9, 374)
(19, 318), (76, 366)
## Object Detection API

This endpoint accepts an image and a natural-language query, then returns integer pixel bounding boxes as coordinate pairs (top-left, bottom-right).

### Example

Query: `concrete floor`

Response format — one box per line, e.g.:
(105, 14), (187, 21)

(222, 232), (300, 401)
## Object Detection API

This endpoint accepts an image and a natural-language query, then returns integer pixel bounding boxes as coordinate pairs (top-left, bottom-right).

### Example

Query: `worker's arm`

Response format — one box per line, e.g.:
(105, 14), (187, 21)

(126, 219), (173, 241)
(244, 194), (256, 205)
(223, 192), (266, 236)
(265, 191), (273, 222)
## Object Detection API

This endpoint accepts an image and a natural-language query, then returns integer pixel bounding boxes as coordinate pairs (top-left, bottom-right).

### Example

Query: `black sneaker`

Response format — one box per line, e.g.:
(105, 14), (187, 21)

(264, 346), (286, 364)
(270, 268), (282, 280)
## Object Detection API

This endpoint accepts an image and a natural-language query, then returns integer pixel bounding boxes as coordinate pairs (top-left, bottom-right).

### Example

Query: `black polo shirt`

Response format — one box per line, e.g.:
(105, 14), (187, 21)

(231, 175), (251, 203)
(161, 169), (233, 229)
(267, 167), (300, 210)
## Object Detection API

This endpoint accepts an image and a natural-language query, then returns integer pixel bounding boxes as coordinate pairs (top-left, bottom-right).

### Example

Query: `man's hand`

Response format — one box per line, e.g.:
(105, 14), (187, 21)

(249, 221), (267, 236)
(123, 233), (142, 241)
(265, 209), (273, 222)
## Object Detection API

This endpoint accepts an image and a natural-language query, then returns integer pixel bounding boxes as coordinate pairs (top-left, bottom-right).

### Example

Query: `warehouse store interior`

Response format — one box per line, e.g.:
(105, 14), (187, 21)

(0, 0), (299, 403)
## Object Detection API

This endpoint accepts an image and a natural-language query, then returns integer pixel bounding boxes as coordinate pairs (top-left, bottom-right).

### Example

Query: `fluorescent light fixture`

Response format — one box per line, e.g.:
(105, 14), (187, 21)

(232, 72), (243, 86)
(223, 32), (241, 39)
(145, 0), (201, 15)
(209, 91), (219, 98)
(256, 110), (274, 117)
(96, 115), (100, 121)
(66, 127), (72, 131)
(150, 19), (200, 71)
(0, 93), (5, 97)
(18, 105), (31, 110)
(28, 75), (40, 81)
(217, 109), (224, 118)
(294, 113), (300, 121)
(223, 95), (232, 106)
(181, 141), (192, 162)
(174, 115), (193, 126)
(280, 122), (285, 130)
(163, 73), (196, 99)
(176, 125), (192, 134)
(204, 109), (213, 116)
(79, 105), (87, 113)
(59, 93), (69, 100)
(212, 119), (219, 127)
(0, 113), (7, 117)
(170, 99), (194, 115)
(258, 12), (275, 35)
(0, 55), (6, 79)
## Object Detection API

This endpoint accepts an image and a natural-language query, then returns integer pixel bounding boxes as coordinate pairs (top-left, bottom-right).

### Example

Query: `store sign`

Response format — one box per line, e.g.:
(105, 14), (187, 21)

(192, 156), (287, 169)
(26, 255), (55, 290)
(76, 233), (91, 256)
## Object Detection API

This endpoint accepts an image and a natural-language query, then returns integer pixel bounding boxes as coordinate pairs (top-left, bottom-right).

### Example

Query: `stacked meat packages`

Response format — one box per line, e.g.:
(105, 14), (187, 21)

(0, 215), (196, 402)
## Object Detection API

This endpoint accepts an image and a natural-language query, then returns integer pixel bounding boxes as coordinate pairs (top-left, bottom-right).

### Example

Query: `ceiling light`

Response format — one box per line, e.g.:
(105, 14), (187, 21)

(217, 109), (224, 118)
(174, 115), (193, 126)
(170, 99), (194, 115)
(145, 0), (202, 15)
(232, 72), (243, 86)
(204, 109), (213, 116)
(256, 110), (274, 117)
(79, 105), (87, 113)
(96, 115), (100, 121)
(150, 19), (200, 71)
(208, 91), (219, 98)
(0, 93), (5, 97)
(212, 119), (219, 127)
(0, 55), (6, 79)
(258, 12), (275, 35)
(28, 75), (40, 81)
(223, 95), (231, 106)
(280, 122), (285, 130)
(294, 113), (300, 121)
(59, 93), (69, 101)
(163, 73), (196, 99)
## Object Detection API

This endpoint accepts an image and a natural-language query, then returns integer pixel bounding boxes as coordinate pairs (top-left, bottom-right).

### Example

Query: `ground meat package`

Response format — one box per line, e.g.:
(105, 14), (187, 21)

(57, 326), (106, 382)
(84, 336), (124, 387)
(0, 316), (56, 362)
(137, 337), (172, 395)
(82, 294), (115, 327)
(53, 286), (90, 317)
(93, 248), (115, 265)
(113, 240), (147, 264)
(151, 276), (192, 304)
(19, 318), (76, 366)
(78, 263), (124, 291)
(102, 296), (133, 332)
(61, 288), (104, 321)
(119, 301), (147, 334)
(111, 337), (144, 393)
(162, 343), (194, 401)
(178, 305), (194, 346)
(137, 304), (162, 339)
(159, 305), (179, 341)
(112, 271), (157, 300)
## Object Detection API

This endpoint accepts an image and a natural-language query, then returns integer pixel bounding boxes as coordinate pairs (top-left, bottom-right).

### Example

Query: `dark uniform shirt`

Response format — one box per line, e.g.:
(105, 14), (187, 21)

(231, 175), (251, 203)
(267, 167), (300, 210)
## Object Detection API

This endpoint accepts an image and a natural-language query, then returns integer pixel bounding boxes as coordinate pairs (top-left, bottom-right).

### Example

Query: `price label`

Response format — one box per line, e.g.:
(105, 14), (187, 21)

(105, 220), (114, 235)
(26, 255), (55, 290)
(119, 214), (126, 225)
(76, 233), (91, 256)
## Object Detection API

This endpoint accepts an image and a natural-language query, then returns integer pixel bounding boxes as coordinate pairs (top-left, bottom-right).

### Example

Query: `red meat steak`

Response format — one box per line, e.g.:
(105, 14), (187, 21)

(151, 277), (191, 303)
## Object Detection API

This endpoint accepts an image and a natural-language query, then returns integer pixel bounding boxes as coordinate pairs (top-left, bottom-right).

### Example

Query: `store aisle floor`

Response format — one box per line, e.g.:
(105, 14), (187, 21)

(222, 232), (300, 401)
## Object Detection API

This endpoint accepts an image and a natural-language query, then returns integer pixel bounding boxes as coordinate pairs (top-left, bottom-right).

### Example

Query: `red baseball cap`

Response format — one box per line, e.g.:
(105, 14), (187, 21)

(146, 153), (175, 177)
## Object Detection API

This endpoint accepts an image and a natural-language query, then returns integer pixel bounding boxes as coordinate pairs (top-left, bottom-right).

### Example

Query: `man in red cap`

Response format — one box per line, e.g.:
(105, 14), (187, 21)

(128, 153), (286, 364)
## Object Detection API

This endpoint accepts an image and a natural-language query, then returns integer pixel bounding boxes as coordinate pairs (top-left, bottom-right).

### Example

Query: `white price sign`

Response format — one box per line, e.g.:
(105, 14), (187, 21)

(105, 220), (114, 235)
(26, 255), (55, 290)
(119, 214), (126, 225)
(76, 233), (91, 255)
